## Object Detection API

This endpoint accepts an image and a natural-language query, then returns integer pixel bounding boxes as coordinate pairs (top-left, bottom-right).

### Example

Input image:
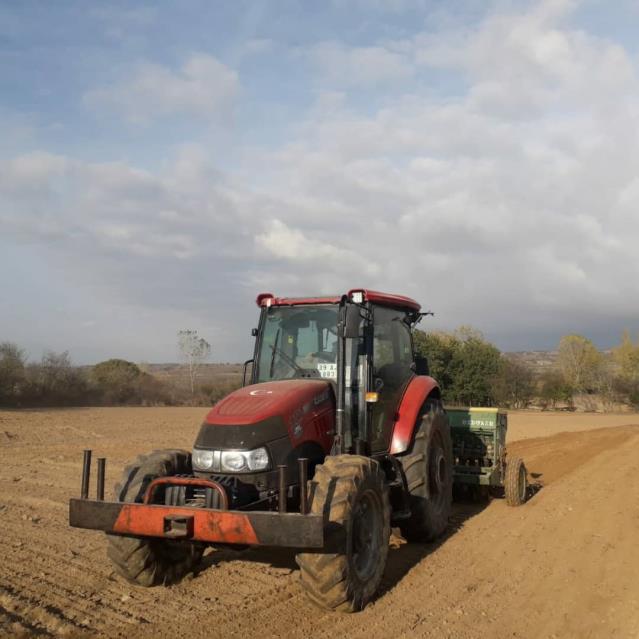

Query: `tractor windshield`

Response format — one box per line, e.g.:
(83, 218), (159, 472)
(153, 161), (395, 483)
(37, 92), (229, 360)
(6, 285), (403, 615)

(255, 305), (339, 382)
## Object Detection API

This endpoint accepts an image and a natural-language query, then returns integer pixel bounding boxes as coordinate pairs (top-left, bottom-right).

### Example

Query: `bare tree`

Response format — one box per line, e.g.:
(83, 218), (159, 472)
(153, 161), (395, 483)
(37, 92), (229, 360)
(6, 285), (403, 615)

(178, 330), (211, 398)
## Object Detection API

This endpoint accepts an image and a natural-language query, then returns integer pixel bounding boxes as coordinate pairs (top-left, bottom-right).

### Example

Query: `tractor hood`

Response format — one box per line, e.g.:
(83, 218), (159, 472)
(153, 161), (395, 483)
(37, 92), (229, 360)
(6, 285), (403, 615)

(194, 379), (335, 451)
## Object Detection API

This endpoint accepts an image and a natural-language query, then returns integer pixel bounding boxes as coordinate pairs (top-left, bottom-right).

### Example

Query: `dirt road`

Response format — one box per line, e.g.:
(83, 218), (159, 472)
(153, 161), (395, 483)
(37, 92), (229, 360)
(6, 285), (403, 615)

(1, 408), (638, 638)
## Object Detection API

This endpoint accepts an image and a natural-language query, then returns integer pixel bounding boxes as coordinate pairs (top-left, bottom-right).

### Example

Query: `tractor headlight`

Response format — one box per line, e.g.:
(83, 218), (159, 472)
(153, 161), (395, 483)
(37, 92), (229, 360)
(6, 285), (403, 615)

(247, 447), (270, 470)
(192, 448), (215, 470)
(192, 447), (270, 473)
(221, 451), (247, 471)
(221, 448), (270, 472)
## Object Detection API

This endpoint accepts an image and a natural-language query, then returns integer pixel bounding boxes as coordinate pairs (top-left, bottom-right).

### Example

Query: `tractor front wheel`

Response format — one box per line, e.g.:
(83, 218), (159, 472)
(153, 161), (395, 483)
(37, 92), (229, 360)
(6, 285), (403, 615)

(106, 449), (203, 586)
(504, 457), (527, 506)
(296, 455), (390, 612)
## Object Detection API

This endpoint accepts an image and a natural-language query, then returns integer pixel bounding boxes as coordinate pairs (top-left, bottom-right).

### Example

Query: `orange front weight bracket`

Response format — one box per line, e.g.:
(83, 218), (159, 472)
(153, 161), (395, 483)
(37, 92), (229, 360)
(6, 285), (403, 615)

(69, 499), (325, 548)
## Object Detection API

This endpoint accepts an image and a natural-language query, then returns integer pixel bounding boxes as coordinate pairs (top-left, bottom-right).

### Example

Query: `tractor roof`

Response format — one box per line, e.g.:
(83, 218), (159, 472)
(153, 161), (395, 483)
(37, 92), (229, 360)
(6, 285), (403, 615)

(256, 289), (421, 313)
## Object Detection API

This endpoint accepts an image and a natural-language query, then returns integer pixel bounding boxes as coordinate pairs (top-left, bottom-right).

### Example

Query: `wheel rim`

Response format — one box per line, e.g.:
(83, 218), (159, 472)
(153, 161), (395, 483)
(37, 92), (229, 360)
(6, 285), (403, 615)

(518, 465), (526, 502)
(351, 489), (382, 582)
(428, 433), (448, 513)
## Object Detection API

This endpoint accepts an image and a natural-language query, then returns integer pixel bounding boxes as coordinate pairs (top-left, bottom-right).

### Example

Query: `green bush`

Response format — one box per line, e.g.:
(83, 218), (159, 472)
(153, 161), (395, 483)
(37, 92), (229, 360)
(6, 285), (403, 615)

(414, 327), (502, 406)
(492, 357), (535, 409)
(539, 371), (574, 410)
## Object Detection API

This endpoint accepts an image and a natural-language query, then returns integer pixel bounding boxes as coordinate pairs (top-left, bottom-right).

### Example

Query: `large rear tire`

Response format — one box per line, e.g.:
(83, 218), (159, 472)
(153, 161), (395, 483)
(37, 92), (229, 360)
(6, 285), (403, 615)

(296, 455), (390, 612)
(398, 400), (453, 542)
(504, 457), (527, 506)
(106, 449), (203, 587)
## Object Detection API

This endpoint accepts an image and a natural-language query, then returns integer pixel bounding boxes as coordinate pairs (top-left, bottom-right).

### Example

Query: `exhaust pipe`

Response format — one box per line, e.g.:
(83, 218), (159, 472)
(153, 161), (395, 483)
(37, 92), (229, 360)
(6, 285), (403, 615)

(81, 449), (92, 499)
(96, 457), (106, 501)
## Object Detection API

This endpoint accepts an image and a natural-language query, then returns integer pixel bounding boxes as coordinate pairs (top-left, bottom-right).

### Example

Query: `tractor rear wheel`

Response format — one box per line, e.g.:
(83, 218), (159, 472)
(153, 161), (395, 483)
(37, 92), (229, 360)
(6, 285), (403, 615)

(398, 400), (453, 542)
(296, 455), (390, 612)
(504, 457), (527, 506)
(106, 449), (203, 586)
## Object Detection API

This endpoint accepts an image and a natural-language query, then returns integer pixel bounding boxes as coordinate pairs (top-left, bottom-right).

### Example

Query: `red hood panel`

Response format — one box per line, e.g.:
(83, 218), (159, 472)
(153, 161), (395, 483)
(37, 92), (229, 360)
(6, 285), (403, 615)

(206, 380), (333, 426)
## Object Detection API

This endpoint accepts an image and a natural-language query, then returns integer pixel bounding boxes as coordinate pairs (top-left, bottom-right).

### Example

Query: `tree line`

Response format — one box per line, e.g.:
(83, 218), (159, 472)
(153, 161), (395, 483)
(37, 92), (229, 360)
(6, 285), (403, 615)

(1, 328), (638, 410)
(0, 346), (171, 407)
(413, 328), (639, 410)
(0, 329), (221, 408)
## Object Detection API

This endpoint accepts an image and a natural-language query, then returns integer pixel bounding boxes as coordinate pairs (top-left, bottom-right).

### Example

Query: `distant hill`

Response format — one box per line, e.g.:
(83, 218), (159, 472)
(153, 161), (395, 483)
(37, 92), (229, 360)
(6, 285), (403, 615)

(504, 351), (558, 374)
(145, 362), (244, 389)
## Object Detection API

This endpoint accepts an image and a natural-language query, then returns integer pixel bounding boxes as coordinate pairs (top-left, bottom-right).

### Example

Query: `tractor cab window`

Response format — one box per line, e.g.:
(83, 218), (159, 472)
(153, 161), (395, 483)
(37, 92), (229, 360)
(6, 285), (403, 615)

(372, 306), (414, 383)
(255, 305), (339, 382)
(370, 306), (414, 451)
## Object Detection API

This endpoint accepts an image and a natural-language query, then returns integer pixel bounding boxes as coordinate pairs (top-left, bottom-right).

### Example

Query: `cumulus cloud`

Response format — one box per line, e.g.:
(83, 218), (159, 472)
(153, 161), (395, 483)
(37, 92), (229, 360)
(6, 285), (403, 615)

(309, 42), (412, 88)
(0, 149), (242, 260)
(84, 54), (239, 123)
(239, 2), (639, 343)
(256, 219), (381, 278)
(3, 1), (639, 359)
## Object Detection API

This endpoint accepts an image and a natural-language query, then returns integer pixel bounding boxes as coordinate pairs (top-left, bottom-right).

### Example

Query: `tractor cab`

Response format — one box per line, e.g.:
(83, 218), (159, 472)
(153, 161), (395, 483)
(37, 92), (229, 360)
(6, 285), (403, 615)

(248, 289), (426, 455)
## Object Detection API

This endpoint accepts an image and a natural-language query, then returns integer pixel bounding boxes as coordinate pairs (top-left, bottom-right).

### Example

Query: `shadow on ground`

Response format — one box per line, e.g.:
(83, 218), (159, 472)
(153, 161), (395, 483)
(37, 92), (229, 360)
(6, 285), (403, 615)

(194, 497), (496, 598)
(378, 499), (491, 596)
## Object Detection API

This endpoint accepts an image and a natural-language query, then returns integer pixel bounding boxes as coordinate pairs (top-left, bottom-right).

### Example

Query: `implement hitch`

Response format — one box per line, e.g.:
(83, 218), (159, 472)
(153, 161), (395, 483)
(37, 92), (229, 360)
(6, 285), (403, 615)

(69, 450), (325, 549)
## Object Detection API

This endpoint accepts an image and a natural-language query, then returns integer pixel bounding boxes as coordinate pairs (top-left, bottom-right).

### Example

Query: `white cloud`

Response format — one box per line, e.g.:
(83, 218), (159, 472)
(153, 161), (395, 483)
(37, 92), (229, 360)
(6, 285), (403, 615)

(84, 54), (239, 123)
(309, 42), (413, 88)
(256, 219), (380, 277)
(4, 1), (639, 358)
(236, 2), (639, 340)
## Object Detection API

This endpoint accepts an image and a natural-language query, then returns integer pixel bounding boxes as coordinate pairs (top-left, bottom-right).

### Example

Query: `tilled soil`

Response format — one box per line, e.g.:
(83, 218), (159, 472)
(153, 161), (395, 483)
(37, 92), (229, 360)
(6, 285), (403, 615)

(1, 408), (638, 639)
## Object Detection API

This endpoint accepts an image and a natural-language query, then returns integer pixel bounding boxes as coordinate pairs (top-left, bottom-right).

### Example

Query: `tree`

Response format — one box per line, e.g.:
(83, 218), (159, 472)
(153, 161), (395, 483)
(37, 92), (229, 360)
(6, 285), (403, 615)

(27, 350), (89, 405)
(414, 327), (502, 406)
(557, 335), (602, 393)
(539, 371), (574, 410)
(0, 342), (26, 405)
(611, 330), (639, 409)
(91, 359), (143, 404)
(447, 332), (502, 406)
(413, 330), (458, 394)
(178, 330), (211, 398)
(492, 357), (535, 409)
(613, 330), (639, 384)
(592, 356), (619, 411)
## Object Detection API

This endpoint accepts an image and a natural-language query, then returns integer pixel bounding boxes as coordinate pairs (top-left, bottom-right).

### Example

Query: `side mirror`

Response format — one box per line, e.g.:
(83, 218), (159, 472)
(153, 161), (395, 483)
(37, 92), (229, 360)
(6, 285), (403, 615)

(414, 355), (429, 376)
(344, 304), (361, 338)
(251, 328), (258, 337)
(242, 359), (254, 386)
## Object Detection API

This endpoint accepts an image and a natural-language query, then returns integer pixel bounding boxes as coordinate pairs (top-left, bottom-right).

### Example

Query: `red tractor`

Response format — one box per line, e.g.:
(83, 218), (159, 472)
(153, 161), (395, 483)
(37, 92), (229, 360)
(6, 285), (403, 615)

(70, 289), (453, 611)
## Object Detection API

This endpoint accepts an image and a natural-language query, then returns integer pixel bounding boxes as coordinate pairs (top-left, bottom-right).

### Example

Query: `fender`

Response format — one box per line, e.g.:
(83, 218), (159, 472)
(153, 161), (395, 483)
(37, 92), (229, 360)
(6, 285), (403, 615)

(389, 375), (440, 454)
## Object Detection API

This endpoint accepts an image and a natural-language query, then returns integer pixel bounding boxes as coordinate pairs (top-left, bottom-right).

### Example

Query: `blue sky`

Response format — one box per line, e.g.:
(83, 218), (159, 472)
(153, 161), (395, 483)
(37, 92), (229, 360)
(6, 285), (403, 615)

(1, 0), (639, 363)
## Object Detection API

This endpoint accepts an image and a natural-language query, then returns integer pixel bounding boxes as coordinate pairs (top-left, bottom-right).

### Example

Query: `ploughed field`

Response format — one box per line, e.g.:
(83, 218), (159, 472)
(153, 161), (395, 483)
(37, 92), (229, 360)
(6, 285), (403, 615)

(1, 408), (638, 639)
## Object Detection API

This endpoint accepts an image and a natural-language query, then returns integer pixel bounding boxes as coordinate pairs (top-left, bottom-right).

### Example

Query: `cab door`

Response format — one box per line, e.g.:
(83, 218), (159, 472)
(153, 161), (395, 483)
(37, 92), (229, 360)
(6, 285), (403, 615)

(369, 305), (414, 452)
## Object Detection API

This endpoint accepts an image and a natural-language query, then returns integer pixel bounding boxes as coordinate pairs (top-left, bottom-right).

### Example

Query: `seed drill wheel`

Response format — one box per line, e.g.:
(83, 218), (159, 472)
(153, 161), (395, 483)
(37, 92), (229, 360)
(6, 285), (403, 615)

(504, 456), (527, 506)
(106, 450), (203, 586)
(399, 400), (453, 542)
(296, 455), (390, 612)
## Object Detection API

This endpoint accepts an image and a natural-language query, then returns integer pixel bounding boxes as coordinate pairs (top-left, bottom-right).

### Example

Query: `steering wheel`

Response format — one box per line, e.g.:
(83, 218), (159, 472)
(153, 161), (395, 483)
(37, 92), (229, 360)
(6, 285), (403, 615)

(270, 345), (320, 378)
(312, 351), (335, 363)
